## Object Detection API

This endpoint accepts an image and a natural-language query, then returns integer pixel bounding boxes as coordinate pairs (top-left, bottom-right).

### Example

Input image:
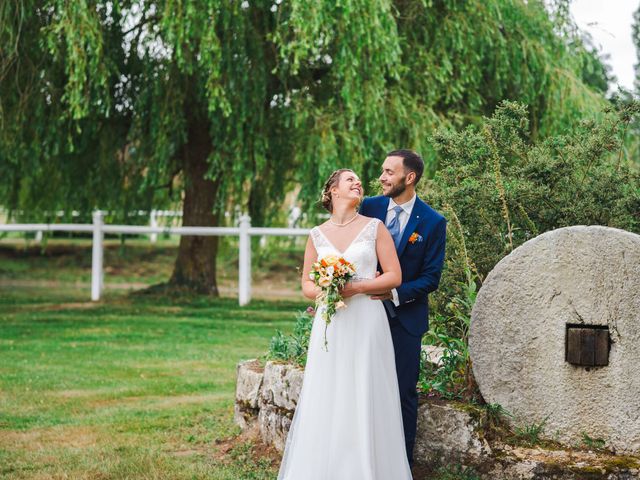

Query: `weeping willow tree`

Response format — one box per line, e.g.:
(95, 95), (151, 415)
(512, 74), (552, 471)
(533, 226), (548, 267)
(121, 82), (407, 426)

(0, 0), (608, 294)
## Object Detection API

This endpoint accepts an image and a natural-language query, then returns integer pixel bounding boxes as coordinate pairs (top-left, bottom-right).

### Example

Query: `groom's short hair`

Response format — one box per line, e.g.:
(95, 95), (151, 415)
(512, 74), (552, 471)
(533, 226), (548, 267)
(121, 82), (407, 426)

(387, 149), (424, 184)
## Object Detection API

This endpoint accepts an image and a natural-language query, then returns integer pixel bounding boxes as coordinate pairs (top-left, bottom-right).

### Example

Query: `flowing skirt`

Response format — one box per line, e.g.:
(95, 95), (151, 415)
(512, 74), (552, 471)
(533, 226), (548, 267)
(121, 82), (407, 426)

(278, 294), (413, 480)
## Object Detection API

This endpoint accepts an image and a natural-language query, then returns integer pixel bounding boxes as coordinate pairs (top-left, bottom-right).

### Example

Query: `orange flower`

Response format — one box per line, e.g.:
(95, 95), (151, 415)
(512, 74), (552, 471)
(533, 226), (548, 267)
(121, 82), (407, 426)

(409, 232), (419, 244)
(323, 254), (340, 266)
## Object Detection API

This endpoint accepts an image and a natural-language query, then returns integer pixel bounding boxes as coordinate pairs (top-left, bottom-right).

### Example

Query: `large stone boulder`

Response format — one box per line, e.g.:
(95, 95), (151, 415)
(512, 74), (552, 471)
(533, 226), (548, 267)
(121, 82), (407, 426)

(470, 226), (640, 454)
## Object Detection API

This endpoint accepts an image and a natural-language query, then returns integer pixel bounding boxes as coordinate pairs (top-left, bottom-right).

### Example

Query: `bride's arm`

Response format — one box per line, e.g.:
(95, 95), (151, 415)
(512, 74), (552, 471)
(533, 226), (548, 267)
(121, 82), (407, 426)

(301, 235), (321, 300)
(342, 223), (401, 297)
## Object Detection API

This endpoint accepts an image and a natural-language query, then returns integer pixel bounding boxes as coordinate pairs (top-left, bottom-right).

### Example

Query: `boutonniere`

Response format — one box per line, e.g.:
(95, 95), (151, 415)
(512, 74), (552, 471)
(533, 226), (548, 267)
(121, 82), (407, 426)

(408, 232), (423, 244)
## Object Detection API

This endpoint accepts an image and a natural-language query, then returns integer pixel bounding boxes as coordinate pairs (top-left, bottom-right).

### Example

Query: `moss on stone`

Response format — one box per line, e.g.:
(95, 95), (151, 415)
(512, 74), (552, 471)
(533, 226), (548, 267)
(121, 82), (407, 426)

(601, 455), (640, 471)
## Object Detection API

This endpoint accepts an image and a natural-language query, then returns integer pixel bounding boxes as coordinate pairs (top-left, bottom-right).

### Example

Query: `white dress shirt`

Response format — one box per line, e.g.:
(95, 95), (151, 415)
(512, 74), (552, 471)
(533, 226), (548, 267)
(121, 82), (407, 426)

(385, 194), (416, 306)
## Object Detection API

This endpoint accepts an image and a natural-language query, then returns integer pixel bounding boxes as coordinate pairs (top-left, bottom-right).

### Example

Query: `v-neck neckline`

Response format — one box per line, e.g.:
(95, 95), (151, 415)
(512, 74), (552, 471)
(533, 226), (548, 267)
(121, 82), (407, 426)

(316, 218), (376, 255)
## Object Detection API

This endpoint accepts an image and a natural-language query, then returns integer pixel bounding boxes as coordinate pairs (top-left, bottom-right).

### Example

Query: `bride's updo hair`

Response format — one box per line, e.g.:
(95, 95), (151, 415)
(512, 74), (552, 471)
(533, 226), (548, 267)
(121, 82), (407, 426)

(320, 168), (354, 213)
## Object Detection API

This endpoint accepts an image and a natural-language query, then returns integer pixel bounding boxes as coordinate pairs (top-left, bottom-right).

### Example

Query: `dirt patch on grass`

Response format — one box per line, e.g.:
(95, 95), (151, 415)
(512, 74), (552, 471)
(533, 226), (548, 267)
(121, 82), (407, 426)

(41, 302), (101, 311)
(0, 297), (101, 312)
(51, 385), (139, 400)
(0, 278), (301, 301)
(52, 387), (131, 400)
(87, 392), (228, 410)
(213, 424), (282, 469)
(171, 448), (203, 457)
(54, 389), (98, 399)
(1, 425), (99, 451)
(0, 279), (148, 291)
(153, 392), (228, 408)
(0, 243), (83, 258)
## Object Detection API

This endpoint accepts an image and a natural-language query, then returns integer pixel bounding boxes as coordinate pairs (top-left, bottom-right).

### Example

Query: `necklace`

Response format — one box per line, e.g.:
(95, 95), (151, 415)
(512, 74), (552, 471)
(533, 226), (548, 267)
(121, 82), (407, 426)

(329, 212), (359, 227)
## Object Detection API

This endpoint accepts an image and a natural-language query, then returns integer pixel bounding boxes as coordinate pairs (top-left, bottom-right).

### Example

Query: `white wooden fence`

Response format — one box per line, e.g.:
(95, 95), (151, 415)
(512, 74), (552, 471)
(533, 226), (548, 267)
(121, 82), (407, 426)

(0, 211), (310, 305)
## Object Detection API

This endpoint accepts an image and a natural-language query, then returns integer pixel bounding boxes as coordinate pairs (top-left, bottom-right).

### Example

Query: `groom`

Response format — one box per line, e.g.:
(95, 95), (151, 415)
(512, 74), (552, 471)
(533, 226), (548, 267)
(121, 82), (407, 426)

(360, 149), (446, 467)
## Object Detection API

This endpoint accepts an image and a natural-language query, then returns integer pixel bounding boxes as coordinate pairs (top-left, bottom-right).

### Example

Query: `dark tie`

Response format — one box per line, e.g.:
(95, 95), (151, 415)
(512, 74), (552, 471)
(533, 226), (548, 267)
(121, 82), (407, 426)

(386, 206), (404, 248)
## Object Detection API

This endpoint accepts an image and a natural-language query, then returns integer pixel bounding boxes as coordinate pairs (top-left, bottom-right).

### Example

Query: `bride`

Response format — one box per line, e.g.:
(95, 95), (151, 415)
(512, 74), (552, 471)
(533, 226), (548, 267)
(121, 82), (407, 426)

(278, 169), (413, 480)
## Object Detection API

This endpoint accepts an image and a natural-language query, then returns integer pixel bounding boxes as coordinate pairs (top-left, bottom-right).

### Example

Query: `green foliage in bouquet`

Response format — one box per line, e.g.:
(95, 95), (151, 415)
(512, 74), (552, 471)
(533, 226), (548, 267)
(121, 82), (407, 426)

(267, 308), (314, 367)
(422, 100), (640, 327)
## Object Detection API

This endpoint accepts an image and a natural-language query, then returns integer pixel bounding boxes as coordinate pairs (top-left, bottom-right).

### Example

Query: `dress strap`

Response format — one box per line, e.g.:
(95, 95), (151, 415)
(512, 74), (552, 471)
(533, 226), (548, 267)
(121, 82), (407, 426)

(360, 217), (381, 243)
(309, 226), (327, 251)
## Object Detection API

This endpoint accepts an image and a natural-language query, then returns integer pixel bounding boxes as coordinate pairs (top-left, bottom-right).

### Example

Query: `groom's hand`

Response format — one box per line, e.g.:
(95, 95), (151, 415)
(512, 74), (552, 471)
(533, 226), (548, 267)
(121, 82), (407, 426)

(340, 282), (361, 298)
(370, 272), (392, 300)
(370, 290), (392, 301)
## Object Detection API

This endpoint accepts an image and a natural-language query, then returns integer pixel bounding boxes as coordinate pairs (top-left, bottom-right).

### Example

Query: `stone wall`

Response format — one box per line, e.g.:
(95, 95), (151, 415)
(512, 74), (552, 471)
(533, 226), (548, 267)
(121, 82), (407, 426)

(235, 359), (303, 451)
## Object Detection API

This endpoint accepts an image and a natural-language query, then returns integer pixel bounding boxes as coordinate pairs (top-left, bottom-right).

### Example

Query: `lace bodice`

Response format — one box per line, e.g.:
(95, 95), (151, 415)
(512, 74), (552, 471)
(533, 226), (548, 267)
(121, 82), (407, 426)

(310, 218), (381, 281)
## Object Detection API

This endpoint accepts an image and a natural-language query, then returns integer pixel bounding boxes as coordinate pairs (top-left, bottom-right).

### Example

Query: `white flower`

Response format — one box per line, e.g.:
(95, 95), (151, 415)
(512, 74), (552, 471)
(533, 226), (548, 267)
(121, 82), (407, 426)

(326, 266), (334, 276)
(335, 300), (346, 309)
(318, 276), (332, 288)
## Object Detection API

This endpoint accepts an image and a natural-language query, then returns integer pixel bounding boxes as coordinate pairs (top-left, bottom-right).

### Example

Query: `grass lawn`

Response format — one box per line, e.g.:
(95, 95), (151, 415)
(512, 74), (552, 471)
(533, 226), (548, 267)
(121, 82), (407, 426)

(0, 286), (306, 479)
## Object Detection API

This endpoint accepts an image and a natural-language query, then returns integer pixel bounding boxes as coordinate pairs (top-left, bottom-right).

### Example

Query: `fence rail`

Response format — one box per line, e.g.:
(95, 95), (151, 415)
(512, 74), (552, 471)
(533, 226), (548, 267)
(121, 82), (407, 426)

(0, 211), (310, 305)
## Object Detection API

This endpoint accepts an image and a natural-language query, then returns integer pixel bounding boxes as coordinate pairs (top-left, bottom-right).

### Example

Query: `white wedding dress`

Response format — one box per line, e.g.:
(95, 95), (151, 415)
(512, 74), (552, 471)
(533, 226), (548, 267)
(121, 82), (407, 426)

(278, 217), (413, 480)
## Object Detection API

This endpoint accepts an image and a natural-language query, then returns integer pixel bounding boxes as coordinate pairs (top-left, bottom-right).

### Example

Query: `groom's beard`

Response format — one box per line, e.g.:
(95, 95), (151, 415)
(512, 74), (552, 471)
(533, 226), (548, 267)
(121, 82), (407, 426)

(382, 179), (407, 198)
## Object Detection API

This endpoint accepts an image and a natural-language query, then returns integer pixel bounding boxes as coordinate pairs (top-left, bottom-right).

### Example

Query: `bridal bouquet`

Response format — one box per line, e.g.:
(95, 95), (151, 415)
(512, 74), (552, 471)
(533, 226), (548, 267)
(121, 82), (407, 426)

(310, 255), (356, 350)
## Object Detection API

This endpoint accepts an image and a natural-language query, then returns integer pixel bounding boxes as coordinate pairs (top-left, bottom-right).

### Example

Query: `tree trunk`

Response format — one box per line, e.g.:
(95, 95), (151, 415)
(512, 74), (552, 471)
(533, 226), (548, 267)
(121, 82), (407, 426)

(169, 111), (220, 295)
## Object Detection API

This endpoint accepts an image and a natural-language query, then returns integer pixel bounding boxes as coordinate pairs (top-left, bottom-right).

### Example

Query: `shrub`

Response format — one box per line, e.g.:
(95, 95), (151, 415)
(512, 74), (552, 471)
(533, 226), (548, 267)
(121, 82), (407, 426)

(422, 100), (640, 331)
(420, 268), (478, 401)
(267, 307), (314, 367)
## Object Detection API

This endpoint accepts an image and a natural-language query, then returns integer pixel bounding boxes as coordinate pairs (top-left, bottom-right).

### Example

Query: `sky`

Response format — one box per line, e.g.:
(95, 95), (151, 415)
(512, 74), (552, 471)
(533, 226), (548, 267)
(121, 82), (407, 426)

(570, 0), (638, 92)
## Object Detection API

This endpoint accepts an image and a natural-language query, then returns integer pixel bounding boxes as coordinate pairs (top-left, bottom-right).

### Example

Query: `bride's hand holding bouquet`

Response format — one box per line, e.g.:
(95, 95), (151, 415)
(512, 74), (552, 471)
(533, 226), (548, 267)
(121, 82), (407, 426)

(309, 254), (356, 350)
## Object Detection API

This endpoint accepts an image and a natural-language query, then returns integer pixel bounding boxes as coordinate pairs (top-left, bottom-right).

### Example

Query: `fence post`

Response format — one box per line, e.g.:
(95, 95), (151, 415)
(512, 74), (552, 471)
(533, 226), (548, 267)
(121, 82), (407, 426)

(238, 215), (252, 306)
(149, 209), (158, 243)
(91, 210), (104, 301)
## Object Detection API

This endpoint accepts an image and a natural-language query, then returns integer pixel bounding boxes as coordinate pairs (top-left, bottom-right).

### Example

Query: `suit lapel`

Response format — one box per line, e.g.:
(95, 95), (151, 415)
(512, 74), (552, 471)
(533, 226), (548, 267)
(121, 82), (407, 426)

(397, 198), (424, 257)
(373, 196), (389, 223)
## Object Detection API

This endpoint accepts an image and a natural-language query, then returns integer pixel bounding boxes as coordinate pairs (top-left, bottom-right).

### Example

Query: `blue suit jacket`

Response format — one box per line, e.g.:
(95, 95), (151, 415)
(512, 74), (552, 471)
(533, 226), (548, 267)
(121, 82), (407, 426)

(360, 195), (446, 336)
